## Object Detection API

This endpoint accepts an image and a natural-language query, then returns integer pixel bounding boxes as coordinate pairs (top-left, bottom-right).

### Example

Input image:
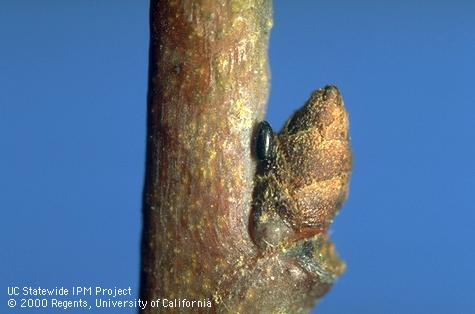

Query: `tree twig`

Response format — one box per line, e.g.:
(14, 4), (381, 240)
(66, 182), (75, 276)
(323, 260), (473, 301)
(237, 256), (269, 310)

(140, 1), (350, 312)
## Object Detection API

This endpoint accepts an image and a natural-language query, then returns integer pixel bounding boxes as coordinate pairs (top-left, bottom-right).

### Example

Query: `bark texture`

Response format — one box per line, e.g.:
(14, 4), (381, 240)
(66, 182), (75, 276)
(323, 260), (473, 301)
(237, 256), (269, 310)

(140, 1), (348, 313)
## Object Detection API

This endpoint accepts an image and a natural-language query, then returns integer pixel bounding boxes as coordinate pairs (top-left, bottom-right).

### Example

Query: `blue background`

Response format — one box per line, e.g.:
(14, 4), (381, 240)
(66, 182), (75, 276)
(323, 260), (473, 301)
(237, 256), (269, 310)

(1, 2), (474, 313)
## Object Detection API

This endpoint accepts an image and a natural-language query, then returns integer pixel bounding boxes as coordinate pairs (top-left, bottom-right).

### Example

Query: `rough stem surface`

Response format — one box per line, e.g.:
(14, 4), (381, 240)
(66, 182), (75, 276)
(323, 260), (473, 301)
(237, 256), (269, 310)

(141, 0), (272, 312)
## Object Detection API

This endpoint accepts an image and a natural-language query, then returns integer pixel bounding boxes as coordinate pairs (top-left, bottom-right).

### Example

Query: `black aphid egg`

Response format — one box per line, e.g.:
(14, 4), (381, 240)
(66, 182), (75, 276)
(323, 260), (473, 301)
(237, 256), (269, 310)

(255, 121), (275, 167)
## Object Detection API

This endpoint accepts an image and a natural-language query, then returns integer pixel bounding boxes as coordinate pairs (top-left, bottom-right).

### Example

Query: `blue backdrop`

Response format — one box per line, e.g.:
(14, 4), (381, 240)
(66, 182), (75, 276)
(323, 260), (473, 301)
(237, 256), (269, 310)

(1, 2), (474, 313)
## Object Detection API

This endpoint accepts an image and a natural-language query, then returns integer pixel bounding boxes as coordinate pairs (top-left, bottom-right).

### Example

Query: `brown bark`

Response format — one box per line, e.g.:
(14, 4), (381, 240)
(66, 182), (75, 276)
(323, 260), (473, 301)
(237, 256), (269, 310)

(140, 1), (349, 313)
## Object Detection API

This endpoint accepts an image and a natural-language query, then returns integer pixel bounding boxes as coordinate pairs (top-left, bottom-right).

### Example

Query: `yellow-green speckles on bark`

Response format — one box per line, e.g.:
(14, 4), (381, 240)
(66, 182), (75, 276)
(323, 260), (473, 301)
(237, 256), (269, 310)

(229, 98), (254, 134)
